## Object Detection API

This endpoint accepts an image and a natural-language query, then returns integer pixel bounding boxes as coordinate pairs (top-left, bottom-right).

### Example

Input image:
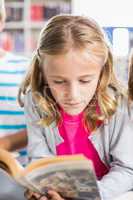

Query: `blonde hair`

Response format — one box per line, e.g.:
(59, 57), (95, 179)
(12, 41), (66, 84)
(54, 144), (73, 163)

(128, 49), (133, 102)
(0, 0), (6, 22)
(18, 14), (123, 130)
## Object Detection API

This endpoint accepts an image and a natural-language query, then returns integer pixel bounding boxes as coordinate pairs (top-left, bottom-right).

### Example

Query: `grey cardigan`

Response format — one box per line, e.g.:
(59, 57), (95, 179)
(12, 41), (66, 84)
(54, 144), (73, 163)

(24, 91), (133, 200)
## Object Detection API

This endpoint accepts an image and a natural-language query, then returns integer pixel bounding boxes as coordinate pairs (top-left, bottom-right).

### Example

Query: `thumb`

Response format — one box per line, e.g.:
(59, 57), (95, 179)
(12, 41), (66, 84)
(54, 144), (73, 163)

(48, 190), (64, 200)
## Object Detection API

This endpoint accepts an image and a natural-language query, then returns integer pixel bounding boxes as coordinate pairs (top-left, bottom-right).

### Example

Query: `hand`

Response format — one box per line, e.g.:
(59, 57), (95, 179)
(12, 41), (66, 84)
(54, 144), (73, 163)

(24, 190), (46, 200)
(24, 189), (64, 200)
(0, 137), (10, 150)
(48, 190), (64, 200)
(0, 130), (27, 151)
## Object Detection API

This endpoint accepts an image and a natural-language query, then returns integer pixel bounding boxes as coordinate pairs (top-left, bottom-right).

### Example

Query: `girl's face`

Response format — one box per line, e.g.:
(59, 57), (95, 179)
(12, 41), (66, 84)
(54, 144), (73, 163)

(43, 49), (103, 115)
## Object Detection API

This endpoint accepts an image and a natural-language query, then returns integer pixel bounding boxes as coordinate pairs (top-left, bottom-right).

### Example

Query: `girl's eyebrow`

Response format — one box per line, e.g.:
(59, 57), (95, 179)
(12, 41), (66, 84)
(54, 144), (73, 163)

(49, 74), (95, 78)
(78, 74), (95, 78)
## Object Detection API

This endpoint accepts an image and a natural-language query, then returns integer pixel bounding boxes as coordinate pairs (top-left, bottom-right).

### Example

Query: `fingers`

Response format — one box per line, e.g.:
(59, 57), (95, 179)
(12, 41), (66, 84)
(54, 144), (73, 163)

(40, 196), (48, 200)
(37, 195), (48, 200)
(24, 190), (48, 200)
(24, 189), (64, 200)
(48, 190), (64, 200)
(24, 190), (34, 199)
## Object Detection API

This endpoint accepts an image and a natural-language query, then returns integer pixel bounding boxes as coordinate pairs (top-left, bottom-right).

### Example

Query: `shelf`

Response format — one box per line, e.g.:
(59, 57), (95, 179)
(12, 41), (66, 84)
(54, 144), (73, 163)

(5, 21), (47, 29)
(29, 22), (47, 29)
(5, 22), (25, 29)
(3, 0), (72, 56)
(5, 2), (24, 8)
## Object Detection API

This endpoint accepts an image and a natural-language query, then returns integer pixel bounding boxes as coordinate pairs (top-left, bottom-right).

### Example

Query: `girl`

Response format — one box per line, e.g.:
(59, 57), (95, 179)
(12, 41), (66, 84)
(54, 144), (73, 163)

(19, 15), (133, 200)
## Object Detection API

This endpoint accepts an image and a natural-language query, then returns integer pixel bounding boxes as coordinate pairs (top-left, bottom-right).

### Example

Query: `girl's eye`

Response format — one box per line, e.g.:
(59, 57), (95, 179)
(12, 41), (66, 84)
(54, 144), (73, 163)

(53, 80), (65, 84)
(79, 80), (91, 83)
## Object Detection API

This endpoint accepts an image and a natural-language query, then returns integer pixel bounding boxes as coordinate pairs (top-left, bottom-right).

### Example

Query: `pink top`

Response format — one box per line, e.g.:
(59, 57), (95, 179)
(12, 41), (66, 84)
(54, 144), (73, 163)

(56, 109), (109, 179)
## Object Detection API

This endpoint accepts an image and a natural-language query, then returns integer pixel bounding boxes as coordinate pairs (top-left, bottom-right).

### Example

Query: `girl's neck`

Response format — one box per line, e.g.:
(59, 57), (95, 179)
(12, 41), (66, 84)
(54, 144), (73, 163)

(60, 107), (83, 122)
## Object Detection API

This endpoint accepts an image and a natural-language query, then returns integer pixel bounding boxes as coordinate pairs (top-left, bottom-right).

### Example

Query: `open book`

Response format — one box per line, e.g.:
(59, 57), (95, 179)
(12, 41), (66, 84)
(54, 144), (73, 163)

(0, 149), (101, 200)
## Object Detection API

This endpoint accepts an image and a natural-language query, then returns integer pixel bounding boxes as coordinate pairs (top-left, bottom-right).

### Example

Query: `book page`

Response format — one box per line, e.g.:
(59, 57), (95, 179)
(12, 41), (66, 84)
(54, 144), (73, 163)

(23, 155), (85, 174)
(16, 175), (40, 192)
(113, 191), (133, 200)
(24, 160), (101, 200)
(0, 149), (23, 178)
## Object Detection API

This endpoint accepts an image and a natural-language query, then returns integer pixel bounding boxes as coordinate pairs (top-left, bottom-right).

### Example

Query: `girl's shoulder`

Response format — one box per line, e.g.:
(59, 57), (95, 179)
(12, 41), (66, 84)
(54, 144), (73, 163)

(24, 89), (34, 105)
(24, 90), (48, 121)
(24, 90), (41, 120)
(99, 96), (132, 145)
(108, 85), (128, 112)
(107, 95), (131, 134)
(111, 95), (128, 122)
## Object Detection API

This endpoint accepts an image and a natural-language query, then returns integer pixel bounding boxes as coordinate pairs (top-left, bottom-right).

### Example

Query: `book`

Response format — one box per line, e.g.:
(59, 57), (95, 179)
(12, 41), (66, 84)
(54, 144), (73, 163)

(30, 4), (44, 21)
(0, 149), (101, 200)
(113, 192), (133, 200)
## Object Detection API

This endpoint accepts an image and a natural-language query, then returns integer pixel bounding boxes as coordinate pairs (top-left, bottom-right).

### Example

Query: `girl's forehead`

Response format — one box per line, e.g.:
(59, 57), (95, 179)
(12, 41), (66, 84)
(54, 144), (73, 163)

(43, 49), (103, 76)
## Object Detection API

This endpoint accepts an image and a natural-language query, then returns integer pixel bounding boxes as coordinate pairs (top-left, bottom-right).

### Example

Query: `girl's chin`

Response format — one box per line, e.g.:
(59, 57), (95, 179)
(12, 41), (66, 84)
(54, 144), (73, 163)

(63, 108), (84, 115)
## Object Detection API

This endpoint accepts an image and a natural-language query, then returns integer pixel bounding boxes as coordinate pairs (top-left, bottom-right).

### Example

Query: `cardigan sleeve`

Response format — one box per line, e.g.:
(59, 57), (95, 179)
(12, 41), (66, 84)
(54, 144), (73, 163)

(24, 91), (53, 161)
(98, 98), (133, 200)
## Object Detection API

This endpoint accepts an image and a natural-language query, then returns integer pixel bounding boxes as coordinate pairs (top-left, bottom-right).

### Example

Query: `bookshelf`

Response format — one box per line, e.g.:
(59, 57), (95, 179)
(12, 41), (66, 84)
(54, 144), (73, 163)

(2, 0), (71, 56)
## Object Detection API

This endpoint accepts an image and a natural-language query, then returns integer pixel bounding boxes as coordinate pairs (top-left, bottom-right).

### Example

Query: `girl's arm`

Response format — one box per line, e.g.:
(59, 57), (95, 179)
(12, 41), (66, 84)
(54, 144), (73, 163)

(24, 92), (64, 200)
(0, 129), (27, 151)
(24, 91), (53, 161)
(98, 98), (133, 200)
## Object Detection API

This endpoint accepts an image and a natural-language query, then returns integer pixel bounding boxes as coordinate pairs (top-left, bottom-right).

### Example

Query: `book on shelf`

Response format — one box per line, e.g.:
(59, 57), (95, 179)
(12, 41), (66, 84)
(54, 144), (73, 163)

(6, 6), (23, 22)
(0, 32), (13, 51)
(0, 149), (101, 200)
(30, 2), (71, 22)
(30, 4), (44, 21)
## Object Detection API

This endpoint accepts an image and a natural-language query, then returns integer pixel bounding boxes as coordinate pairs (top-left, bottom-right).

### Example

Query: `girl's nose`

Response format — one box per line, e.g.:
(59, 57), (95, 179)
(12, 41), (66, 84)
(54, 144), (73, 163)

(66, 83), (80, 101)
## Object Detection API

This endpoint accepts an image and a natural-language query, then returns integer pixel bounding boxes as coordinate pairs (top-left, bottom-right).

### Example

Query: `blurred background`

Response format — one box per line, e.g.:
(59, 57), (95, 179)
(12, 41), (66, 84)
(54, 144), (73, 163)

(1, 0), (133, 85)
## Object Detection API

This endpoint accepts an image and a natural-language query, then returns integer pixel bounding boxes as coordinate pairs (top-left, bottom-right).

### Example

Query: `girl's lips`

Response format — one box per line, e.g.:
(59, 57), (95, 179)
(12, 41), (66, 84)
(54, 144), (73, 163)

(64, 103), (81, 107)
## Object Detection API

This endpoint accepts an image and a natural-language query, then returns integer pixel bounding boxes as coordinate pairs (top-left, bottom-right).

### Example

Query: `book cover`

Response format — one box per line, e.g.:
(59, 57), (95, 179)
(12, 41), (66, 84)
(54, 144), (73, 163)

(0, 149), (101, 200)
